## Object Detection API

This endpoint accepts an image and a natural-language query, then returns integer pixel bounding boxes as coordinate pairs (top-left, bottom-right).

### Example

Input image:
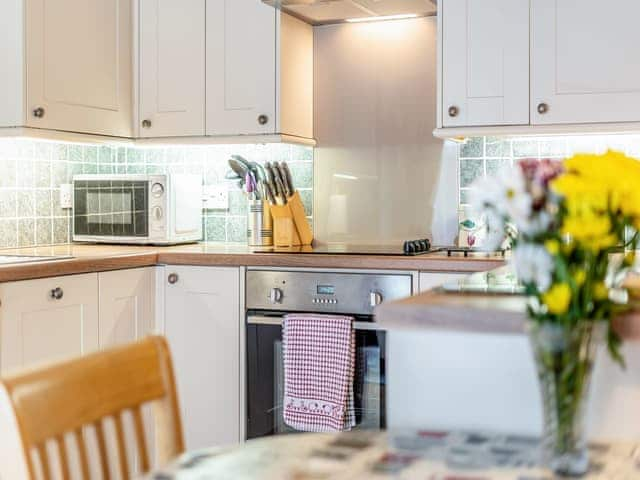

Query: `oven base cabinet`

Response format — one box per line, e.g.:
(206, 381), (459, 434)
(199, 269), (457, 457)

(0, 273), (100, 374)
(163, 265), (241, 450)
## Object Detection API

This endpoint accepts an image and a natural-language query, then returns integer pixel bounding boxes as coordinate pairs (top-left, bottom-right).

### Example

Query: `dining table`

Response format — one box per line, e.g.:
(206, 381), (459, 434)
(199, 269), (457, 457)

(143, 429), (640, 479)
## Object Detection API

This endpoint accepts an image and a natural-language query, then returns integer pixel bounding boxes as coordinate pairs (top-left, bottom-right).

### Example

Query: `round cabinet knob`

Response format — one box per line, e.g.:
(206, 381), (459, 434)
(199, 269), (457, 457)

(447, 105), (459, 117)
(50, 287), (64, 300)
(269, 287), (283, 304)
(370, 291), (383, 308)
(258, 114), (269, 125)
(142, 119), (152, 128)
(33, 107), (45, 118)
(168, 273), (179, 285)
(537, 103), (549, 114)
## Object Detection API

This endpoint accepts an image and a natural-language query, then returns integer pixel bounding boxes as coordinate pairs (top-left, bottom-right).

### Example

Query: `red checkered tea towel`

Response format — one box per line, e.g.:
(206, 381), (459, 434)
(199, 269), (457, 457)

(282, 314), (356, 432)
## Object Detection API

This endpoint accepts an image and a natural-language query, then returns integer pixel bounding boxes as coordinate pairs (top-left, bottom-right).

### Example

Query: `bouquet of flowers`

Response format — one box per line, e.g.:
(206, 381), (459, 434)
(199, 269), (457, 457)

(470, 150), (640, 475)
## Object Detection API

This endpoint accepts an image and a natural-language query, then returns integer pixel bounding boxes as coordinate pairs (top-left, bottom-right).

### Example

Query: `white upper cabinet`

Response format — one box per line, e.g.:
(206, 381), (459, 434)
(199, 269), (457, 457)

(139, 0), (206, 137)
(441, 0), (529, 127)
(531, 0), (640, 125)
(25, 0), (133, 137)
(206, 0), (277, 136)
(206, 0), (313, 138)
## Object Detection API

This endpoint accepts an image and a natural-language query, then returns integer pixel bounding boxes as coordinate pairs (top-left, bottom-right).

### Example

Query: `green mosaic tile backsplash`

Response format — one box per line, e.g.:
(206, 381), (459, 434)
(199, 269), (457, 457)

(459, 134), (640, 206)
(0, 139), (313, 248)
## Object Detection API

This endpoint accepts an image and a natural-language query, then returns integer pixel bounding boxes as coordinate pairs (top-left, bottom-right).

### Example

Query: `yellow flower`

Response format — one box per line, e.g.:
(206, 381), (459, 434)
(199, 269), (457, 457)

(551, 151), (640, 248)
(544, 239), (560, 255)
(593, 282), (609, 301)
(542, 283), (572, 315)
(573, 269), (586, 287)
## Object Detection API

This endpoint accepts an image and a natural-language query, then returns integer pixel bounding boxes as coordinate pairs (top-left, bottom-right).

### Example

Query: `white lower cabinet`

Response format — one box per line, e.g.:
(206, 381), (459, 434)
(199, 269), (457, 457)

(419, 272), (467, 293)
(163, 265), (241, 450)
(0, 273), (100, 374)
(98, 267), (156, 348)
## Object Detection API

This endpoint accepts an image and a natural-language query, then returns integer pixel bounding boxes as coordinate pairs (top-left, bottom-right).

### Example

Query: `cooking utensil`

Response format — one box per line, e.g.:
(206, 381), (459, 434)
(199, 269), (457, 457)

(281, 162), (295, 196)
(228, 157), (249, 180)
(231, 154), (252, 172)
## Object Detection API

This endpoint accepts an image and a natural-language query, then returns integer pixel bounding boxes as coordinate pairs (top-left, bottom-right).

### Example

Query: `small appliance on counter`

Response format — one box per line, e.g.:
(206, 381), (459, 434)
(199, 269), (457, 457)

(72, 174), (202, 245)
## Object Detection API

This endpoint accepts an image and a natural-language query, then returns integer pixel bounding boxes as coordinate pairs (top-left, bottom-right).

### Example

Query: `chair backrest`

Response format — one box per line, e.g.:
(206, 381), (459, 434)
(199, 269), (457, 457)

(1, 335), (185, 480)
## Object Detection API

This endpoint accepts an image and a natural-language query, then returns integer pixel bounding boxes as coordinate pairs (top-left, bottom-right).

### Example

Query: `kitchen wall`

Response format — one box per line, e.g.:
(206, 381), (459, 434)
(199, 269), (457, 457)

(459, 134), (640, 204)
(0, 138), (313, 249)
(313, 17), (460, 246)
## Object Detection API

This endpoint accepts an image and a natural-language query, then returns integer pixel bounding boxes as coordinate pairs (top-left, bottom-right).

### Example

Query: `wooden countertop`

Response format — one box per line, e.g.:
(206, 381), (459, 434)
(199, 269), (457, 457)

(0, 244), (504, 282)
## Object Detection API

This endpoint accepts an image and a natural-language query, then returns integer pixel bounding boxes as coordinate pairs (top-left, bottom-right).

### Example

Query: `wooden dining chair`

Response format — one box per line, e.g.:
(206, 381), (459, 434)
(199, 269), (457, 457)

(0, 335), (185, 480)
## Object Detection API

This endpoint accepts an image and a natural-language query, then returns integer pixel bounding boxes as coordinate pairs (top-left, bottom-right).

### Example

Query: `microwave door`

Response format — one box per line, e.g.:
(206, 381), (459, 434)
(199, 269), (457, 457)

(73, 180), (149, 238)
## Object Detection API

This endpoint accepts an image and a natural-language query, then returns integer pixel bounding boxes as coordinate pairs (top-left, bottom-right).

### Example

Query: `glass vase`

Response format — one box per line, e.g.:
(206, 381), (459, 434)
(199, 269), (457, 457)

(528, 321), (606, 477)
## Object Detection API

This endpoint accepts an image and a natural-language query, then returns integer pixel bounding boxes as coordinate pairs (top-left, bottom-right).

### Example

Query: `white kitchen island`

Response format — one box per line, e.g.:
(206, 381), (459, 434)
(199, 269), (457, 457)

(377, 268), (640, 441)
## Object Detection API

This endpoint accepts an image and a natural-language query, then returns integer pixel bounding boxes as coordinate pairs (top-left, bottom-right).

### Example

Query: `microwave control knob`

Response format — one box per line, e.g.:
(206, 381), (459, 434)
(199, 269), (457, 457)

(370, 291), (383, 307)
(151, 183), (164, 198)
(152, 206), (163, 221)
(269, 287), (283, 304)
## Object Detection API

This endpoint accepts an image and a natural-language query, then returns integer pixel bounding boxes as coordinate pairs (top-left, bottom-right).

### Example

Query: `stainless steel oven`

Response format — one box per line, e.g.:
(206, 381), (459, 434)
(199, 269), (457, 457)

(245, 269), (414, 439)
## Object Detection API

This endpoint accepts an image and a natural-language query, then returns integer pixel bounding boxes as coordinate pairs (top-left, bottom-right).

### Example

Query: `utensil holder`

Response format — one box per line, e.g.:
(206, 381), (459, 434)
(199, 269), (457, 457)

(247, 200), (273, 247)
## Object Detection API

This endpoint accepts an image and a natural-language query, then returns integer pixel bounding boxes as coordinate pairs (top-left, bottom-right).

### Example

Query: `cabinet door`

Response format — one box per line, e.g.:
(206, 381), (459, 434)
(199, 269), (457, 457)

(164, 266), (240, 449)
(419, 272), (468, 293)
(139, 0), (206, 137)
(532, 0), (640, 124)
(441, 0), (529, 127)
(98, 267), (156, 348)
(25, 0), (133, 137)
(0, 273), (99, 374)
(206, 0), (276, 135)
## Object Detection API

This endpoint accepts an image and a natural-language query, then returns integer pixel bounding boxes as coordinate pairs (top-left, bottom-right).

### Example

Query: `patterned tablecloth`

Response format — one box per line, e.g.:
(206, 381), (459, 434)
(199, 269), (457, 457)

(144, 430), (640, 480)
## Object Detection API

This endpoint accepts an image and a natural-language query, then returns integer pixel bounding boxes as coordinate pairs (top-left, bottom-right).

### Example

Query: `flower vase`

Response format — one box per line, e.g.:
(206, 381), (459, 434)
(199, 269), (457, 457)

(528, 321), (606, 477)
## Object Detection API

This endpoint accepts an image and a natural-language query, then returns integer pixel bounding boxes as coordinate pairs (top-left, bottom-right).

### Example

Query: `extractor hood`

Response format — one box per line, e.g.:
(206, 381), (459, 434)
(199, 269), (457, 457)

(264, 0), (437, 26)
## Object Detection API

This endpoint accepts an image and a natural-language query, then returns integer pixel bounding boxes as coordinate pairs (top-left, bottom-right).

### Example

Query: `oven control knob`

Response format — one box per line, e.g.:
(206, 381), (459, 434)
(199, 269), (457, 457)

(269, 287), (283, 304)
(370, 291), (383, 307)
(151, 183), (165, 198)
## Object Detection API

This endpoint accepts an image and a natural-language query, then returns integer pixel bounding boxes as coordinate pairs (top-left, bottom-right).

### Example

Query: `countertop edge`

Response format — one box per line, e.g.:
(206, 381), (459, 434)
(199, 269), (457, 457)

(0, 247), (505, 282)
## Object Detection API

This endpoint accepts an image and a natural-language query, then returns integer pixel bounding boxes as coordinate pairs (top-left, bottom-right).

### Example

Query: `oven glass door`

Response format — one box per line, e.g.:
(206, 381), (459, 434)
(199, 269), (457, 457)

(73, 180), (149, 237)
(246, 315), (386, 439)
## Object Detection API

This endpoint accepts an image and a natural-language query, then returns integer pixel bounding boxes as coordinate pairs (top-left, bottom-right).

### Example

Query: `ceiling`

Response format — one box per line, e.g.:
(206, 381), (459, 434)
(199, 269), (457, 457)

(264, 0), (437, 25)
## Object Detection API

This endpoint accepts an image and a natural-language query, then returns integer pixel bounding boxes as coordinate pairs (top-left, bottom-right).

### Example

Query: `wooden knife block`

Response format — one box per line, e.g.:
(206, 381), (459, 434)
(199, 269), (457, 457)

(269, 191), (313, 247)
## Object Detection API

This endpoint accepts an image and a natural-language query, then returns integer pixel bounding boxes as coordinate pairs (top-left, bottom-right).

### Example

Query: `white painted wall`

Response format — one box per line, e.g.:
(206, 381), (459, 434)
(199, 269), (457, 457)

(313, 17), (458, 246)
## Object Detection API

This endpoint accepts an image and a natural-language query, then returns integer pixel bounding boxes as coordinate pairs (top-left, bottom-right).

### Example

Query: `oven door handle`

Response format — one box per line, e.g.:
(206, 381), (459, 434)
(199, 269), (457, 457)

(247, 315), (384, 331)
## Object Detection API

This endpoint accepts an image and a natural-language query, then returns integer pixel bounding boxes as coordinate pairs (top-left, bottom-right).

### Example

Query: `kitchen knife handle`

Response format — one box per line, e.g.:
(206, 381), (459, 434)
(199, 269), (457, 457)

(282, 162), (295, 196)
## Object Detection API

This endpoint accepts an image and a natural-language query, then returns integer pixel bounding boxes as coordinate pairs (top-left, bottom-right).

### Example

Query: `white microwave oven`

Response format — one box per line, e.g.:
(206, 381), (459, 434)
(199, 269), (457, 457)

(72, 174), (203, 245)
